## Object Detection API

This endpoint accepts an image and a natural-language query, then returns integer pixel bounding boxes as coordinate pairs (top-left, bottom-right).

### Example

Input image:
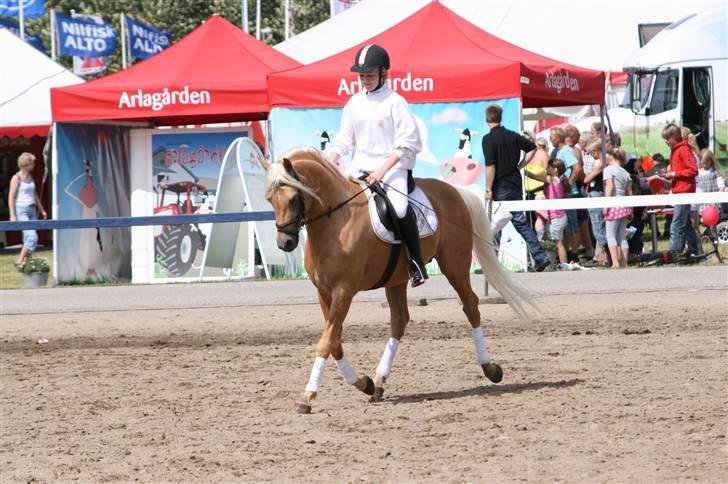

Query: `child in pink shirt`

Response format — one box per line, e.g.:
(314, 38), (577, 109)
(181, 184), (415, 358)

(526, 158), (568, 267)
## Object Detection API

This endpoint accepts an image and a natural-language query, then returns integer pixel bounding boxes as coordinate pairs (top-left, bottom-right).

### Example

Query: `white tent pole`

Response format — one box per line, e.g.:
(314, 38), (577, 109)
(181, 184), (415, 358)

(330, 0), (335, 18)
(50, 10), (56, 61)
(241, 0), (249, 32)
(120, 14), (127, 69)
(255, 0), (261, 39)
(19, 0), (24, 40)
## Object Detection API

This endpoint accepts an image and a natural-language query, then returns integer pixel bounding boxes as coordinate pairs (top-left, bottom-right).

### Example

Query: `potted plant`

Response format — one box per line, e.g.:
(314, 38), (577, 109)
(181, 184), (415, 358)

(18, 256), (51, 288)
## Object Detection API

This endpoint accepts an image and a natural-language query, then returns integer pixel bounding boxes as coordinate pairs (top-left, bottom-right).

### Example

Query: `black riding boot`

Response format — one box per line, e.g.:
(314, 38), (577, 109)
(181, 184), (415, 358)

(399, 206), (428, 287)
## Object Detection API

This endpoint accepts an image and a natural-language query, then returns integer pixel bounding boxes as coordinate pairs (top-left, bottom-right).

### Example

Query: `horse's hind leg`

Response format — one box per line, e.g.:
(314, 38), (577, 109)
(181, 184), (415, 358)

(371, 283), (409, 402)
(437, 252), (503, 384)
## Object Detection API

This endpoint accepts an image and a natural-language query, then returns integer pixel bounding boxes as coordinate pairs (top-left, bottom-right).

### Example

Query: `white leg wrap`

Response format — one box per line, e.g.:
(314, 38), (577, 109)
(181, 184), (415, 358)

(335, 356), (359, 385)
(375, 337), (400, 378)
(472, 326), (491, 365)
(304, 356), (327, 393)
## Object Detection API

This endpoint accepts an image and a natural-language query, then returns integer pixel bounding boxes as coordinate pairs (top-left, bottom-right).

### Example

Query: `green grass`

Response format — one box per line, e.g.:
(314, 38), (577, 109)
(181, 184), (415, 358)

(0, 247), (53, 290)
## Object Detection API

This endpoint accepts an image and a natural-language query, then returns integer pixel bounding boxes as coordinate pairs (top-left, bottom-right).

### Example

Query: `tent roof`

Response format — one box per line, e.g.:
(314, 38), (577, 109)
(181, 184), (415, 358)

(622, 4), (727, 69)
(276, 0), (722, 72)
(268, 2), (605, 109)
(51, 15), (301, 125)
(0, 29), (83, 137)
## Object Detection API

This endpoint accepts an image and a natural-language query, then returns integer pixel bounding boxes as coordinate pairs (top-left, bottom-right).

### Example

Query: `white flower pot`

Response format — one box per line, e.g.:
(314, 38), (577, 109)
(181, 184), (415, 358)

(23, 272), (49, 288)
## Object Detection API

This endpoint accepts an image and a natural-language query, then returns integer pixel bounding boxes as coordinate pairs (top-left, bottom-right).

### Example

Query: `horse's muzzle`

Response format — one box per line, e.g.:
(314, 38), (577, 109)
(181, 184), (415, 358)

(277, 233), (299, 252)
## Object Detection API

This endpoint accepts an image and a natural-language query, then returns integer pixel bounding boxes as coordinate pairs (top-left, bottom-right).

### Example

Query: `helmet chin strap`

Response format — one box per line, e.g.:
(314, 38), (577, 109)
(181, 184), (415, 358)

(367, 67), (387, 93)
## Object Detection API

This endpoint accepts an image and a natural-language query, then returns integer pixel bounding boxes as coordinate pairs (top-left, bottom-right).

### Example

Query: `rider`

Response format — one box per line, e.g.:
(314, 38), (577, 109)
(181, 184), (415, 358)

(328, 44), (427, 287)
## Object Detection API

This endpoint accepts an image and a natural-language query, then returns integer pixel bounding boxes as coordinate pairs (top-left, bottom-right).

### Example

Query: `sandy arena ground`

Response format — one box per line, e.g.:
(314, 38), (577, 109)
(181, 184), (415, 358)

(1, 266), (727, 482)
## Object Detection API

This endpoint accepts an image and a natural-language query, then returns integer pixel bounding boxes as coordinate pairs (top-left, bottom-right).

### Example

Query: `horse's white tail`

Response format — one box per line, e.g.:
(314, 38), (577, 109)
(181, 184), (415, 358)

(454, 187), (535, 319)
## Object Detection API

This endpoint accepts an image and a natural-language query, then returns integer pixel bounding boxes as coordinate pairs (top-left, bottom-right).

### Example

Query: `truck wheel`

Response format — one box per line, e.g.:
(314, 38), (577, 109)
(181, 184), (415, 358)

(716, 221), (728, 245)
(157, 225), (198, 276)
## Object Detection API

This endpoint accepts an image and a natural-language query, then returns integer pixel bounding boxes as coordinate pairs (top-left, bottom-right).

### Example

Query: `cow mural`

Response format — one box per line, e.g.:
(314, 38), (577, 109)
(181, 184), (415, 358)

(440, 127), (483, 196)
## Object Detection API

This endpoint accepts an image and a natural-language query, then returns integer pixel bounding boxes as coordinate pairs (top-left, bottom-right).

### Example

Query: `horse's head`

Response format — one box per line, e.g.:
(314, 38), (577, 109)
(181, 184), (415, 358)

(263, 156), (321, 252)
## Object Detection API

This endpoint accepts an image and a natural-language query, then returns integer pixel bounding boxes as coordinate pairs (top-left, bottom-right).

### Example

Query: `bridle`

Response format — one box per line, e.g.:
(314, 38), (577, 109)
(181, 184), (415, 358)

(274, 188), (306, 237)
(273, 170), (368, 236)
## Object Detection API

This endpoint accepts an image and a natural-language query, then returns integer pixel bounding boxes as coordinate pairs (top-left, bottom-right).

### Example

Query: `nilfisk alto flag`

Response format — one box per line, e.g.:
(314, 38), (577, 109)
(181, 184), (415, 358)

(0, 18), (46, 53)
(56, 12), (117, 57)
(125, 16), (171, 60)
(0, 0), (45, 18)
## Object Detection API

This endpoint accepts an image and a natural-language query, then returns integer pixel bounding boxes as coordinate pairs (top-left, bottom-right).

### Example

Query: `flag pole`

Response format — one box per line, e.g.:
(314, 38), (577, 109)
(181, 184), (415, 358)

(19, 0), (25, 40)
(255, 0), (261, 39)
(284, 0), (291, 39)
(50, 10), (56, 61)
(241, 0), (249, 33)
(120, 14), (127, 68)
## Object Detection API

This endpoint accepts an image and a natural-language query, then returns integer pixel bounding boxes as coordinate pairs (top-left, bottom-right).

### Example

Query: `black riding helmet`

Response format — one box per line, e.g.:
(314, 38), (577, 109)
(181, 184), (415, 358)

(350, 44), (390, 72)
(351, 44), (390, 92)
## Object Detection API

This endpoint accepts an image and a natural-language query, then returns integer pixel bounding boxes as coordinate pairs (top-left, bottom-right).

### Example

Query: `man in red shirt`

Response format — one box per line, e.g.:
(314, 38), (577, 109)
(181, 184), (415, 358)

(661, 123), (699, 257)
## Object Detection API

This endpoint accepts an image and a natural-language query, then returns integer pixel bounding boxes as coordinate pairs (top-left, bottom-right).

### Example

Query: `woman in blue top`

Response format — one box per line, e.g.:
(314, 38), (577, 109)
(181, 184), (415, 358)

(8, 152), (47, 268)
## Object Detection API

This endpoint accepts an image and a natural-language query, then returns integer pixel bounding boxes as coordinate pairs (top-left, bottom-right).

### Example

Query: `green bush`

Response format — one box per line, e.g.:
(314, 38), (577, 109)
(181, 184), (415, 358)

(18, 256), (51, 274)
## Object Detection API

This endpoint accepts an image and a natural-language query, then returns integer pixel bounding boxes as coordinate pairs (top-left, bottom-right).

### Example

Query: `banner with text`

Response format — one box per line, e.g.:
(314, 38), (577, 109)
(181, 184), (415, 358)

(0, 17), (45, 53)
(56, 12), (117, 57)
(0, 0), (44, 18)
(125, 16), (171, 60)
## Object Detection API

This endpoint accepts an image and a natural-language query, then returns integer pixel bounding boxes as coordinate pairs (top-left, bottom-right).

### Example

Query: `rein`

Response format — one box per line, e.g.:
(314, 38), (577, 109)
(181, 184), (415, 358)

(274, 179), (368, 235)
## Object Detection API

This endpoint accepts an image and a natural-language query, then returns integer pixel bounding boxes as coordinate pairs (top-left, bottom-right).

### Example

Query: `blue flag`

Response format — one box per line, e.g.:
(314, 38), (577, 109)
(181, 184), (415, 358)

(56, 12), (117, 57)
(0, 0), (45, 18)
(125, 16), (172, 60)
(0, 18), (46, 53)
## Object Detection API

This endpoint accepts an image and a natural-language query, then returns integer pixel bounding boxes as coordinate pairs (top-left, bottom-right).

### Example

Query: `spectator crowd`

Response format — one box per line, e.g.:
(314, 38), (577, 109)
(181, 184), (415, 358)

(519, 121), (726, 270)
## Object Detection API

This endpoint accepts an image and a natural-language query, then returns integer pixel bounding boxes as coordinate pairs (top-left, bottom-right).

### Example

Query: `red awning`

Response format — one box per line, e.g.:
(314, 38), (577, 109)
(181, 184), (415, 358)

(0, 125), (51, 139)
(268, 3), (605, 109)
(51, 16), (301, 125)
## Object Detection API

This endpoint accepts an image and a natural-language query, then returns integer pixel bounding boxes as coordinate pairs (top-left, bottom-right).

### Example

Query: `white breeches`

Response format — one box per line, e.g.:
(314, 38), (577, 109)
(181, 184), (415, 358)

(348, 167), (409, 219)
(382, 169), (409, 219)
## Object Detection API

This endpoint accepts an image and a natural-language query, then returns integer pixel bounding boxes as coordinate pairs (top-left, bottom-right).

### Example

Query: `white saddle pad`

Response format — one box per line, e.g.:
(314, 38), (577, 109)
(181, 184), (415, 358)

(359, 182), (438, 244)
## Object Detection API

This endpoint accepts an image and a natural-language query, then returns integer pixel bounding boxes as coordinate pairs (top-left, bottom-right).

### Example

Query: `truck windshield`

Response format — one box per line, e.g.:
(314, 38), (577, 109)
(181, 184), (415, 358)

(620, 73), (653, 109)
(649, 69), (679, 114)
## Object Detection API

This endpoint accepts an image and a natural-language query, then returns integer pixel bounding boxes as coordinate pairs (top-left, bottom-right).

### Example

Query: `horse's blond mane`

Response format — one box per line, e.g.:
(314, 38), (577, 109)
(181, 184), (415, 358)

(265, 147), (346, 203)
(283, 147), (346, 182)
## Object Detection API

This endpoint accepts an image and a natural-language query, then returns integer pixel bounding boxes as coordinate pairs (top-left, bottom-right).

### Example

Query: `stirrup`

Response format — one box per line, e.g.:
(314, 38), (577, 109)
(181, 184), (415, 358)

(409, 260), (428, 287)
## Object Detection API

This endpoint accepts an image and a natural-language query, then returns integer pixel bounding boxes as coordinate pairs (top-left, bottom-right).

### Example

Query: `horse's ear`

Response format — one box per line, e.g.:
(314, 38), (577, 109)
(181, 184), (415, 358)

(471, 131), (479, 138)
(259, 155), (270, 171)
(282, 157), (294, 173)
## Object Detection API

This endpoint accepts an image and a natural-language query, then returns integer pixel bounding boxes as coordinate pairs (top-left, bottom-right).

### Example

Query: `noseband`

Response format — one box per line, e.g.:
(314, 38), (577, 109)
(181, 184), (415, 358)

(275, 188), (306, 237)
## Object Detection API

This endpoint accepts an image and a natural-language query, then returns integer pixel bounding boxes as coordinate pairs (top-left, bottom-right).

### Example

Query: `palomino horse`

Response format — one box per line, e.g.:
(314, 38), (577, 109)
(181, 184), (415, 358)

(263, 148), (530, 414)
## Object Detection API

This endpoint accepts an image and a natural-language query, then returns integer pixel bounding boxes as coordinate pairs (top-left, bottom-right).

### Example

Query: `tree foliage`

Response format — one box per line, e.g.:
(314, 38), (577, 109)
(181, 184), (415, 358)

(22, 0), (328, 75)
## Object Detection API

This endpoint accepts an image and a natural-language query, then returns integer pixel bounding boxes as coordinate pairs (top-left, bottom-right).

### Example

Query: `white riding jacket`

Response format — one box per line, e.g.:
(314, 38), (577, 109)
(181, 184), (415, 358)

(330, 84), (422, 173)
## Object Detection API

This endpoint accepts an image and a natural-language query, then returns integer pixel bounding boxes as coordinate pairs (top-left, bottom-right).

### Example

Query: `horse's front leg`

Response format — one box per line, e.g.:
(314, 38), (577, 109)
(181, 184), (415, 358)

(371, 283), (409, 402)
(294, 287), (374, 414)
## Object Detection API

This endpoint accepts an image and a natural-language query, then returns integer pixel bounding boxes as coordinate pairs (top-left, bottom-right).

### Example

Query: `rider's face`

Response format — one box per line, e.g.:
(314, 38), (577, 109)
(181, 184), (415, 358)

(359, 69), (380, 91)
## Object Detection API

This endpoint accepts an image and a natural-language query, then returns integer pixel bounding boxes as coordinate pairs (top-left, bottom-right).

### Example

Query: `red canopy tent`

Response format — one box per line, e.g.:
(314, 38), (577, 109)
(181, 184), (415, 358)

(51, 16), (301, 126)
(268, 2), (605, 109)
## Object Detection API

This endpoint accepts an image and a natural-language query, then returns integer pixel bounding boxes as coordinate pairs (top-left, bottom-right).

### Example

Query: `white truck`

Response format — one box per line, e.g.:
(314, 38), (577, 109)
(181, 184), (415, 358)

(619, 3), (727, 163)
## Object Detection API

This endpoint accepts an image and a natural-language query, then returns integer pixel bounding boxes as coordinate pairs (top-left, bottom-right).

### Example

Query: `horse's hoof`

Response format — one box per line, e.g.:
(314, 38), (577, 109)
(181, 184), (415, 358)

(483, 363), (503, 383)
(293, 402), (312, 414)
(369, 387), (385, 402)
(362, 376), (375, 396)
